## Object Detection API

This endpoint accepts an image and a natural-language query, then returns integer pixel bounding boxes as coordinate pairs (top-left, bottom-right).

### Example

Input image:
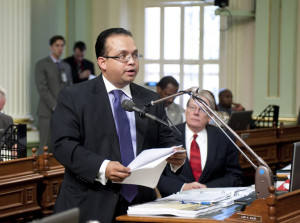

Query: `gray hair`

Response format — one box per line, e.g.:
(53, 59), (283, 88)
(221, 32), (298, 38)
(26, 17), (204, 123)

(0, 85), (7, 99)
(187, 90), (216, 111)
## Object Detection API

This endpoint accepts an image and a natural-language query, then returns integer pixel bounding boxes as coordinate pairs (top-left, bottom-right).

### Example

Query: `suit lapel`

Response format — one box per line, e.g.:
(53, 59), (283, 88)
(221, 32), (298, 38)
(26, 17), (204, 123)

(130, 85), (148, 156)
(178, 124), (196, 181)
(91, 76), (122, 161)
(199, 125), (218, 181)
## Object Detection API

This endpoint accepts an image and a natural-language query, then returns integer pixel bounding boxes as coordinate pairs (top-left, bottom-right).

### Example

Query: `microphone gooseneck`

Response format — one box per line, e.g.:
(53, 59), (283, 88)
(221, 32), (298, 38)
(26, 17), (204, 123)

(121, 99), (181, 136)
(145, 87), (200, 107)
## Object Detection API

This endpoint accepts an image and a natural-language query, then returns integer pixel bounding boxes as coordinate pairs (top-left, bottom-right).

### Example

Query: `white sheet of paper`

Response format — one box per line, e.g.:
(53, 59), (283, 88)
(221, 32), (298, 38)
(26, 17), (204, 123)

(114, 147), (184, 188)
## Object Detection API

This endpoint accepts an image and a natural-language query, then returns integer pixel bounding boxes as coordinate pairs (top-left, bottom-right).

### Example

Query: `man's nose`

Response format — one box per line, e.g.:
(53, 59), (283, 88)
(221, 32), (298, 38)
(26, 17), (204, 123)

(193, 108), (201, 115)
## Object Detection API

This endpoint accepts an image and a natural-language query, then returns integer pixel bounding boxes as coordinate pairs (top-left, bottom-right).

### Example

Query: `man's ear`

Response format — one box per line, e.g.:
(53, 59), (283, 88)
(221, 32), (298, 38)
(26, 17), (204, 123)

(97, 57), (106, 71)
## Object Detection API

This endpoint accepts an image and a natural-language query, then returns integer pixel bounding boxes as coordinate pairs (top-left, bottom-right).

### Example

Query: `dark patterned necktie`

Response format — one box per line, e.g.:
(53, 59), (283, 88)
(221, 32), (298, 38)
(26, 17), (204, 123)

(111, 90), (137, 202)
(190, 134), (202, 181)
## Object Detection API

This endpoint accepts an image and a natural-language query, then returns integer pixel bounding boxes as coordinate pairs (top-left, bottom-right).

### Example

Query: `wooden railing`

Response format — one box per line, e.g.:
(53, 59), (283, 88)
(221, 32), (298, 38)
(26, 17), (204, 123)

(0, 147), (64, 222)
(236, 125), (300, 185)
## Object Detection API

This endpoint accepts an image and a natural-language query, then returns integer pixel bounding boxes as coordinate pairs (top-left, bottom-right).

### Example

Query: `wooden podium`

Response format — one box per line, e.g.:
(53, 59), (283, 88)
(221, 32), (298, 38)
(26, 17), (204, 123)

(116, 186), (300, 223)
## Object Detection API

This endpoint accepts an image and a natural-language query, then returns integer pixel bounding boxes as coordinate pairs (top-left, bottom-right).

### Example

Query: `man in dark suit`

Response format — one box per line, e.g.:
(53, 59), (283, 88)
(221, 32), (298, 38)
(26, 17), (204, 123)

(35, 35), (72, 154)
(64, 41), (95, 84)
(0, 86), (13, 143)
(51, 28), (186, 223)
(158, 90), (242, 197)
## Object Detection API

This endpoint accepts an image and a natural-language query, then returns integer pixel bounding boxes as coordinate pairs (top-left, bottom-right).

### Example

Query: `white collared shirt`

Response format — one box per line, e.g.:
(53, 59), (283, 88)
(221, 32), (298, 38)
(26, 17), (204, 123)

(97, 76), (137, 185)
(49, 54), (60, 64)
(185, 124), (208, 170)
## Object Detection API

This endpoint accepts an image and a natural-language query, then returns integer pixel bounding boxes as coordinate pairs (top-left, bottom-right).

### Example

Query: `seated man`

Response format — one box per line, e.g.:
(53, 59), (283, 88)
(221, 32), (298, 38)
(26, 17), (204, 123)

(158, 90), (242, 197)
(0, 85), (13, 142)
(217, 88), (245, 115)
(0, 86), (14, 160)
(156, 76), (185, 125)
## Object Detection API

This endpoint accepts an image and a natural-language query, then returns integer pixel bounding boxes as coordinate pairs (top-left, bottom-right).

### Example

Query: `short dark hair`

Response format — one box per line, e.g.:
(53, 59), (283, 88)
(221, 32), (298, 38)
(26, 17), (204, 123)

(157, 76), (179, 89)
(95, 28), (132, 58)
(49, 35), (65, 46)
(218, 88), (231, 98)
(73, 41), (86, 51)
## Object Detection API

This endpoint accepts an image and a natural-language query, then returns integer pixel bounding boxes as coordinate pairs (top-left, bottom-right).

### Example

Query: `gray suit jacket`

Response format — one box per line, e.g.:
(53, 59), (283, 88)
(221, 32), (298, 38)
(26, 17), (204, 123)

(35, 56), (72, 118)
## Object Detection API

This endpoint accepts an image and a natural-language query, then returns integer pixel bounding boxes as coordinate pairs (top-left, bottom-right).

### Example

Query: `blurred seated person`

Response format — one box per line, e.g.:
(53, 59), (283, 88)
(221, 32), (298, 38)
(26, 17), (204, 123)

(217, 88), (245, 115)
(0, 86), (14, 160)
(203, 90), (224, 126)
(156, 76), (185, 125)
(64, 41), (95, 84)
(0, 85), (13, 141)
(157, 90), (242, 197)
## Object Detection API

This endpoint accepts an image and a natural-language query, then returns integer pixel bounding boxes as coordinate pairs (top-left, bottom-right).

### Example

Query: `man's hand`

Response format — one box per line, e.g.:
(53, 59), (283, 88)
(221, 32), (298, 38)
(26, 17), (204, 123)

(105, 161), (131, 182)
(79, 70), (91, 79)
(182, 182), (207, 191)
(166, 147), (186, 167)
(232, 102), (245, 111)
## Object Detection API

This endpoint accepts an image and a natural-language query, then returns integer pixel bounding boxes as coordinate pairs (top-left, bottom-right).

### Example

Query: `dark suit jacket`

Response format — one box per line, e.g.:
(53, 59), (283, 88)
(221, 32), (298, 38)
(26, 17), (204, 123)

(51, 75), (181, 223)
(157, 123), (242, 197)
(0, 113), (13, 144)
(64, 56), (95, 84)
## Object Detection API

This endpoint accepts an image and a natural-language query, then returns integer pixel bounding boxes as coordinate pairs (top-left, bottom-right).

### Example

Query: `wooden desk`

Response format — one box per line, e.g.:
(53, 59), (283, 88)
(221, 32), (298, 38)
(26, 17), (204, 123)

(37, 147), (64, 216)
(0, 148), (65, 222)
(0, 151), (43, 222)
(117, 187), (300, 223)
(236, 125), (300, 185)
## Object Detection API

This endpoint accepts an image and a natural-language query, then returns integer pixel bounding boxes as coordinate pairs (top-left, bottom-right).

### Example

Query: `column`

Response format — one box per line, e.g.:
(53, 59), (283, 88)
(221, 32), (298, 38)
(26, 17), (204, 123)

(0, 0), (32, 122)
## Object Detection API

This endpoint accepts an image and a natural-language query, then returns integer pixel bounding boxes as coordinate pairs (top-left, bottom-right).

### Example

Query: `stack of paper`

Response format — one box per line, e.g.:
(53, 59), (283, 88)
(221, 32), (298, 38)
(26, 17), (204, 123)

(127, 186), (255, 218)
(159, 192), (230, 204)
(178, 186), (254, 197)
(127, 200), (223, 218)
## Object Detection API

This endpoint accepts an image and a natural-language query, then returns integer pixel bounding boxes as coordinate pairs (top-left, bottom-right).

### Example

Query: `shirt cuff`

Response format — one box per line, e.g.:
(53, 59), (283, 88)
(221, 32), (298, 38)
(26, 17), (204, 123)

(170, 160), (185, 173)
(95, 159), (110, 185)
(180, 183), (186, 192)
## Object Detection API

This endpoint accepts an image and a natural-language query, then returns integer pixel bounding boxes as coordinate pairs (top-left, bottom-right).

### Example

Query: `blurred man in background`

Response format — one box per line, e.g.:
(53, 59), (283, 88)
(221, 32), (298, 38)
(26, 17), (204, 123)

(64, 41), (95, 84)
(156, 76), (185, 125)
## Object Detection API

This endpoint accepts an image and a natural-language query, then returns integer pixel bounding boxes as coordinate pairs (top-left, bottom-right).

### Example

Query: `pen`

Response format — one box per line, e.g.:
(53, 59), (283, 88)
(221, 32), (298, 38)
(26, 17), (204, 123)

(180, 201), (197, 204)
(200, 202), (212, 205)
(180, 201), (212, 205)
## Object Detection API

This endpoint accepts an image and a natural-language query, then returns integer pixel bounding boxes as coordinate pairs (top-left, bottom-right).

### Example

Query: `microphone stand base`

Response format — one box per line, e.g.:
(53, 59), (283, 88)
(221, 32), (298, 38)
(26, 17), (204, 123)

(255, 165), (274, 199)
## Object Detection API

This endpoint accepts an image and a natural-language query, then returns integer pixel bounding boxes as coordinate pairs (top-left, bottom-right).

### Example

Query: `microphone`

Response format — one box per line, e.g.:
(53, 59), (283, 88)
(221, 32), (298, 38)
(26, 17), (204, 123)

(122, 99), (170, 129)
(145, 87), (200, 107)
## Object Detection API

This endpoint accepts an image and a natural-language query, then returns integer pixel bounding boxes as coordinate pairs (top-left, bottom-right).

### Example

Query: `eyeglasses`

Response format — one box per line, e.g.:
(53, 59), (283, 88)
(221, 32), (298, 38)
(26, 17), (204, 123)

(103, 54), (143, 63)
(187, 106), (207, 114)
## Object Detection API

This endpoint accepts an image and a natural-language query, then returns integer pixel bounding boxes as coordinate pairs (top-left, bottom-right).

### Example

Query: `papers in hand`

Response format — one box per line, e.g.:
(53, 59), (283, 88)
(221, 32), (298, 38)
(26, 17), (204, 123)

(114, 146), (184, 188)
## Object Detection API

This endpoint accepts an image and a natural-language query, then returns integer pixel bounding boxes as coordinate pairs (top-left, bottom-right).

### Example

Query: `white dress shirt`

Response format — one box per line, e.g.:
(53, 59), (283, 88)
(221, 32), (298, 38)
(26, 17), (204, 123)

(185, 124), (208, 173)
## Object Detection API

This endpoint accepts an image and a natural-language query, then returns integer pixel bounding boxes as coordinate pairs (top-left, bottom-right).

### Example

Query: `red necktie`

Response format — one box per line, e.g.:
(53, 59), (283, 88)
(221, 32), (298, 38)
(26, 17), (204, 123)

(190, 134), (202, 181)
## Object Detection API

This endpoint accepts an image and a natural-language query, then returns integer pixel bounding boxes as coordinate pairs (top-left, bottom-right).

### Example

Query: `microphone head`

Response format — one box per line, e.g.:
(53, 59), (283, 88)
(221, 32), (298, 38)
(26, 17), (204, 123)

(185, 87), (200, 94)
(121, 99), (135, 112)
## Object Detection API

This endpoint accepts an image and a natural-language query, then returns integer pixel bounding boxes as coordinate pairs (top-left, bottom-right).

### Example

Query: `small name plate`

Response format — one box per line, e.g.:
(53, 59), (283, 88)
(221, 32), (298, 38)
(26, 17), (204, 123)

(236, 213), (262, 222)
